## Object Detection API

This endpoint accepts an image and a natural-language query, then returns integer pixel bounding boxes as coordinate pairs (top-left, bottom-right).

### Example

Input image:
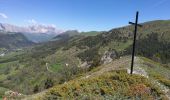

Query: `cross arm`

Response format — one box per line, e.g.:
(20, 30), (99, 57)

(129, 22), (142, 27)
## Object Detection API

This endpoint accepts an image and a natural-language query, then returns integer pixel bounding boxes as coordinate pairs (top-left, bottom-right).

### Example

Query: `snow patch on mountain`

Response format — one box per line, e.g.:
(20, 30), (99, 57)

(0, 23), (63, 34)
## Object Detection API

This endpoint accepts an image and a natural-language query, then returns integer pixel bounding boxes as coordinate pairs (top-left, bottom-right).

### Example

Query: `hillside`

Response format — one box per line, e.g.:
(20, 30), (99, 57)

(81, 31), (101, 36)
(22, 56), (170, 100)
(53, 30), (101, 41)
(0, 20), (170, 99)
(0, 32), (34, 49)
(53, 30), (80, 41)
(22, 32), (57, 43)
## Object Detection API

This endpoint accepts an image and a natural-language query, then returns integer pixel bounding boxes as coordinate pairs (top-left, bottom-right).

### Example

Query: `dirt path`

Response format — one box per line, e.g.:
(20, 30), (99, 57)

(46, 63), (53, 73)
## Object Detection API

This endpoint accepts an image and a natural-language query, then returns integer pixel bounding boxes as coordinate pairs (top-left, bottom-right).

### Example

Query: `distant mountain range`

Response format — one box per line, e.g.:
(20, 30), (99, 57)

(0, 23), (63, 34)
(0, 23), (63, 42)
(0, 23), (102, 50)
(0, 23), (103, 43)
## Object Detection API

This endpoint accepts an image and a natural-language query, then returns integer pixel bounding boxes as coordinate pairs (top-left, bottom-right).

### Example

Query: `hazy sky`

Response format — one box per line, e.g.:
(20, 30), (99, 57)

(0, 0), (169, 31)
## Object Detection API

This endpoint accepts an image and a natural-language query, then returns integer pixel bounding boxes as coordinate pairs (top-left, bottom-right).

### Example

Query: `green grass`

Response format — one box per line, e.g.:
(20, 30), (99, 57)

(141, 57), (170, 79)
(99, 40), (132, 55)
(151, 73), (170, 87)
(140, 57), (170, 88)
(108, 40), (133, 51)
(0, 51), (23, 63)
(81, 31), (101, 36)
(1, 20), (170, 98)
(0, 63), (5, 68)
(50, 63), (62, 72)
(0, 87), (9, 99)
(0, 61), (20, 81)
(0, 61), (17, 68)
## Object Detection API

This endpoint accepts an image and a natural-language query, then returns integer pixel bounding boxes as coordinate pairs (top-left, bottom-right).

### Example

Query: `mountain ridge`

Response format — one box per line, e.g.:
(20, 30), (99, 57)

(0, 23), (63, 34)
(0, 23), (64, 43)
(0, 19), (170, 99)
(0, 32), (34, 49)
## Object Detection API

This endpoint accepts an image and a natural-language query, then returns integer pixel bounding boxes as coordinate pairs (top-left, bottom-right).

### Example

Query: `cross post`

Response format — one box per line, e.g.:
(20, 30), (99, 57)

(129, 11), (142, 74)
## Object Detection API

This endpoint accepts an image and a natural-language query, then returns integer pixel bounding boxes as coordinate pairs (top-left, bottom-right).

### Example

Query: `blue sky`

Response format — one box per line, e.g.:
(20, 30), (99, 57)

(0, 0), (170, 31)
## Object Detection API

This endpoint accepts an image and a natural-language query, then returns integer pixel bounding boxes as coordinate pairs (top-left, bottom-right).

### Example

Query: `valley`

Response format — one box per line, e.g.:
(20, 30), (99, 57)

(0, 20), (170, 100)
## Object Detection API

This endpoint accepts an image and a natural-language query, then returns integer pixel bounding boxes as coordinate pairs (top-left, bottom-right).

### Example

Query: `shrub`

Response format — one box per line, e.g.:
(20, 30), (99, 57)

(44, 78), (54, 89)
(42, 70), (166, 100)
(33, 85), (39, 93)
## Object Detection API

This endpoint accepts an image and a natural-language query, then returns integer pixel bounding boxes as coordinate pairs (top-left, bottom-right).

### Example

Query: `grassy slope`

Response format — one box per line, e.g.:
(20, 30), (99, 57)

(0, 87), (9, 99)
(20, 56), (170, 100)
(0, 20), (170, 98)
(45, 47), (83, 72)
(81, 31), (101, 36)
(43, 71), (164, 99)
(0, 32), (34, 49)
(0, 39), (71, 94)
(67, 20), (170, 65)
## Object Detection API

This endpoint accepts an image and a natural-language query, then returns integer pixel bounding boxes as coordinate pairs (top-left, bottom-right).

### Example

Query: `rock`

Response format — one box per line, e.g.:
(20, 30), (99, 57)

(0, 53), (5, 57)
(101, 50), (117, 64)
(80, 61), (91, 68)
(65, 63), (69, 67)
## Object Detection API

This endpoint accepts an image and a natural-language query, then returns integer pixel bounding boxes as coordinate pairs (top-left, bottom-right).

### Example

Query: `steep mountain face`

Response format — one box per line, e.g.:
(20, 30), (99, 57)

(0, 32), (34, 49)
(0, 23), (62, 42)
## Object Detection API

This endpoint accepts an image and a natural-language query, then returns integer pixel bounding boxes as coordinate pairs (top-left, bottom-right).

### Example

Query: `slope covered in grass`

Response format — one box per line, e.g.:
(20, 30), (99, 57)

(81, 31), (101, 36)
(41, 70), (167, 100)
(28, 56), (170, 100)
(0, 20), (170, 97)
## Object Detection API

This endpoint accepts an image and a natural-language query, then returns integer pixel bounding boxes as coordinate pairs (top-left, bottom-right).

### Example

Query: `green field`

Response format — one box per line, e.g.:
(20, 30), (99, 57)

(50, 63), (62, 72)
(81, 31), (101, 36)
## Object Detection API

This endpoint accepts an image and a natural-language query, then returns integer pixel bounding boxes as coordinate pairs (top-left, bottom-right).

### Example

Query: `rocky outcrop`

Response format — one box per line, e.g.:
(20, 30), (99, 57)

(79, 61), (91, 68)
(101, 50), (118, 64)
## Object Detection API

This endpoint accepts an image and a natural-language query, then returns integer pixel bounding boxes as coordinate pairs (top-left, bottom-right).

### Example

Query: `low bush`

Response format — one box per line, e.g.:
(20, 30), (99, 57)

(42, 70), (166, 100)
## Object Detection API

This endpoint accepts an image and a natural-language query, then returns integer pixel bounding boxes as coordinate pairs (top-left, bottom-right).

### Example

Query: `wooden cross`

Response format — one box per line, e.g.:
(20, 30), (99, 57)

(129, 11), (142, 74)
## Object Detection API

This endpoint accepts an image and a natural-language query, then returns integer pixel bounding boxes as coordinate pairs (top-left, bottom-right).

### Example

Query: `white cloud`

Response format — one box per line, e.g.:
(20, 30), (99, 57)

(25, 19), (64, 34)
(0, 13), (8, 19)
(27, 19), (37, 24)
